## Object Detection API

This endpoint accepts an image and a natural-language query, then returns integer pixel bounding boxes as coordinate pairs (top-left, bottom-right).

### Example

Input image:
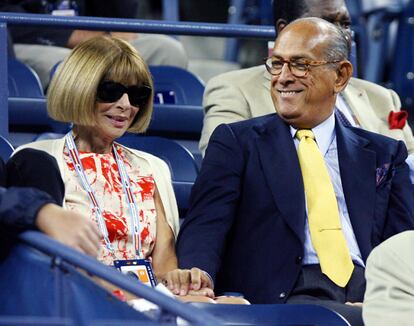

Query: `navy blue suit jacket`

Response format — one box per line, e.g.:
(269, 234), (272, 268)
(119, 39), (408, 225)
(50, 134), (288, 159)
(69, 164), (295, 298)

(177, 113), (414, 304)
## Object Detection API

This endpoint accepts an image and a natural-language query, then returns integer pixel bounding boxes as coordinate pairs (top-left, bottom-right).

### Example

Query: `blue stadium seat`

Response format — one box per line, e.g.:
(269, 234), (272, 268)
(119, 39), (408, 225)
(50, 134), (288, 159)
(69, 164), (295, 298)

(149, 66), (205, 105)
(8, 59), (43, 98)
(192, 302), (350, 325)
(117, 135), (199, 216)
(149, 103), (203, 138)
(0, 134), (14, 161)
(148, 66), (205, 165)
(8, 59), (70, 147)
(148, 102), (203, 168)
(34, 132), (64, 141)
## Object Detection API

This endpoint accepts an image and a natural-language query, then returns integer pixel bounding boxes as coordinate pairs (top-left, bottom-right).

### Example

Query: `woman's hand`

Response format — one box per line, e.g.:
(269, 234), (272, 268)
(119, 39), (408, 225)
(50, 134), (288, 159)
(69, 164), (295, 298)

(162, 267), (214, 298)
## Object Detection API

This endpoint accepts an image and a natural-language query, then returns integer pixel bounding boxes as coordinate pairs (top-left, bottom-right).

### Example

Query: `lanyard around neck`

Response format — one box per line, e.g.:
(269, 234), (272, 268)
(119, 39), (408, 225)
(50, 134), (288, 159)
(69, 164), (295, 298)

(65, 132), (142, 259)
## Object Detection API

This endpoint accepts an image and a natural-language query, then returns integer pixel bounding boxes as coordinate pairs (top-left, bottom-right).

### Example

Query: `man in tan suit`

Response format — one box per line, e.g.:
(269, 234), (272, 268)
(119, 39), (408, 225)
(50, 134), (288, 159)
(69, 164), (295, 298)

(363, 231), (414, 326)
(200, 0), (414, 156)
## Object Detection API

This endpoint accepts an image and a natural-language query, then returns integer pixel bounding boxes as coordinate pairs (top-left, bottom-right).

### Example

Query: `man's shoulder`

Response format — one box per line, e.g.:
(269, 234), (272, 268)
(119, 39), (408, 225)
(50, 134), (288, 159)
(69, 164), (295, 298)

(222, 113), (280, 137)
(207, 65), (266, 86)
(347, 77), (394, 96)
(346, 124), (404, 152)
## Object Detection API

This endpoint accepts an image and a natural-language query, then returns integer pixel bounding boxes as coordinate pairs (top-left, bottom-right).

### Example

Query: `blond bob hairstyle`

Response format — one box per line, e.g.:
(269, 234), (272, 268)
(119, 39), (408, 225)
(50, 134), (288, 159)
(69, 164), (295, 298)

(47, 35), (154, 133)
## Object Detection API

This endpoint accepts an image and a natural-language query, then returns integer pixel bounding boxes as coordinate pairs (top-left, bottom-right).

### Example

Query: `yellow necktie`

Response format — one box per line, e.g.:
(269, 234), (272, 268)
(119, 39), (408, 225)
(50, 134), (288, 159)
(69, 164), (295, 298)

(296, 129), (354, 287)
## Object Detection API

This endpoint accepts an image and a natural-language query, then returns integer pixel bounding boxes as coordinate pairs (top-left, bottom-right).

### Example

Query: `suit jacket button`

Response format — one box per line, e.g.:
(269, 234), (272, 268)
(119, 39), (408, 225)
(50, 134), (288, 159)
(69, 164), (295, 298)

(279, 292), (286, 299)
(296, 256), (302, 264)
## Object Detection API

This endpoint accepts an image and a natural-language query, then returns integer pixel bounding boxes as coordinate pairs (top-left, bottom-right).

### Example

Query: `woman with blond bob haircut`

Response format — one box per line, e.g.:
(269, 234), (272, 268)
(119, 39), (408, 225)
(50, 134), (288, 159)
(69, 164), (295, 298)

(48, 35), (154, 133)
(8, 36), (214, 297)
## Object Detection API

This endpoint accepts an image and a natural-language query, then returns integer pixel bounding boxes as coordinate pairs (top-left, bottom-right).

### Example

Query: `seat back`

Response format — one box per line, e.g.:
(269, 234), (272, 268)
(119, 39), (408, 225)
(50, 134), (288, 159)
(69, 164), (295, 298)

(150, 66), (205, 105)
(8, 59), (43, 98)
(117, 135), (199, 216)
(0, 135), (14, 161)
(8, 59), (70, 146)
(149, 103), (203, 139)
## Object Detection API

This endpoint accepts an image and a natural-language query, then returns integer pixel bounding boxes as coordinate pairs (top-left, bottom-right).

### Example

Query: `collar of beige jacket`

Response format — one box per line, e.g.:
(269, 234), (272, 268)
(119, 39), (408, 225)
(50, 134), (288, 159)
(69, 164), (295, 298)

(341, 79), (380, 132)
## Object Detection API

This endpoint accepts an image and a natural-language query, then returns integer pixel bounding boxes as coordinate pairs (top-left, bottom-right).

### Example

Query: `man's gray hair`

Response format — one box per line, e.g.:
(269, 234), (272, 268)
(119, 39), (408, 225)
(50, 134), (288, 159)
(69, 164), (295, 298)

(323, 24), (350, 61)
(288, 17), (351, 60)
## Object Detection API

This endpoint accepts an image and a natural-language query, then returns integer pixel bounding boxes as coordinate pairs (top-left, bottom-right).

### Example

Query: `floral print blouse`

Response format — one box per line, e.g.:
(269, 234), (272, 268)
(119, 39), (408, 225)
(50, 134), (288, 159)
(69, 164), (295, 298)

(64, 145), (157, 265)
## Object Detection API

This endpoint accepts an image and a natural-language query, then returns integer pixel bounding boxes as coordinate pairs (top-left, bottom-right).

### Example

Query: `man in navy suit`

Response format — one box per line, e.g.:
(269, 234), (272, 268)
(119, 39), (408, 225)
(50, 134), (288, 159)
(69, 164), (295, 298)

(176, 18), (414, 325)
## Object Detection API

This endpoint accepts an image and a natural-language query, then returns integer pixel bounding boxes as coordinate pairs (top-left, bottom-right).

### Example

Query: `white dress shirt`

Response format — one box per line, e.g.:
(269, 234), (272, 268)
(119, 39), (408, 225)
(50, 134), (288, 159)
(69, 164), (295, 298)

(336, 94), (358, 127)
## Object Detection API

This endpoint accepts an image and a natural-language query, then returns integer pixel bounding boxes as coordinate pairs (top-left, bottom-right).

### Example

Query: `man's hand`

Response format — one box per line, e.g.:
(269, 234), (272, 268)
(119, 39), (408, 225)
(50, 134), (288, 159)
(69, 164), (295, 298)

(35, 203), (100, 256)
(163, 267), (214, 298)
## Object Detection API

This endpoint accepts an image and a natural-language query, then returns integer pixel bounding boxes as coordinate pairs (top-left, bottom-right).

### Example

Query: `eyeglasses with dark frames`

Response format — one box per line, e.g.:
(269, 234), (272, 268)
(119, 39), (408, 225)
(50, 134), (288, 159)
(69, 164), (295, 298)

(264, 57), (341, 78)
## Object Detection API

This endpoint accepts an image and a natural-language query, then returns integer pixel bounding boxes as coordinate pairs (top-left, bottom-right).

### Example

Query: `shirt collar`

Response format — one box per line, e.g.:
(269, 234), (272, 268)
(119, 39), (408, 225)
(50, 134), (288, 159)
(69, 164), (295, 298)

(290, 112), (336, 156)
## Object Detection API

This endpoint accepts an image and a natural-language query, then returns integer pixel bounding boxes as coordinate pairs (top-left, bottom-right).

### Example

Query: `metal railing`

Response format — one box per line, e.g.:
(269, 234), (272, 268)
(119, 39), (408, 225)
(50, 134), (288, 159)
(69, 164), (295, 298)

(17, 231), (221, 325)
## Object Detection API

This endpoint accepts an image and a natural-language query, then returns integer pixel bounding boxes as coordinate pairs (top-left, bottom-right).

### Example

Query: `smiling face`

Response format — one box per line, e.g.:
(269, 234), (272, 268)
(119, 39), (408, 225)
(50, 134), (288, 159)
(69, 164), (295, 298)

(271, 20), (342, 129)
(93, 91), (140, 143)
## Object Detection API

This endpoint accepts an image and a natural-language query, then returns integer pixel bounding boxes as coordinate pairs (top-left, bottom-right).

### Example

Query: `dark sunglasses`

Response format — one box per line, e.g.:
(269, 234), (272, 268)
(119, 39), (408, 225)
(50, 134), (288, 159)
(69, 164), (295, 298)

(97, 81), (152, 107)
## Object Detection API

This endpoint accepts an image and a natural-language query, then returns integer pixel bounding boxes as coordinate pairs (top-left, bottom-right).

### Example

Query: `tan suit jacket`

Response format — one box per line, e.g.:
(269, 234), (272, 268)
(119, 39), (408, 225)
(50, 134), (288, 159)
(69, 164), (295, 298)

(363, 231), (414, 326)
(200, 65), (414, 154)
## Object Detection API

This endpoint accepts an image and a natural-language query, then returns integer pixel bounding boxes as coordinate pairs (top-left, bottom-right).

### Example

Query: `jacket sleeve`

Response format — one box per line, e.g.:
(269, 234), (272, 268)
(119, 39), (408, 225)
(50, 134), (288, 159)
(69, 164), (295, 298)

(177, 123), (244, 281)
(363, 231), (414, 326)
(380, 141), (414, 242)
(200, 74), (251, 156)
(7, 148), (65, 205)
(0, 186), (55, 232)
(0, 156), (55, 231)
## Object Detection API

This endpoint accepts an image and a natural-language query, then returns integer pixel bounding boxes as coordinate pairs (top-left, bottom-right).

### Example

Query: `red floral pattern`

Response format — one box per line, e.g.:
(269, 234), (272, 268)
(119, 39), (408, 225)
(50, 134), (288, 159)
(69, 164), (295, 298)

(64, 146), (156, 265)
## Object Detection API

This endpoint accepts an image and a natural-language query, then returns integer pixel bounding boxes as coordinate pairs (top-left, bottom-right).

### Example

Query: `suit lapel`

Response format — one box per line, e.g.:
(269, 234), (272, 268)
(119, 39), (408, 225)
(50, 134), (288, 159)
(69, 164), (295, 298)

(255, 115), (306, 243)
(336, 121), (376, 261)
(342, 81), (381, 133)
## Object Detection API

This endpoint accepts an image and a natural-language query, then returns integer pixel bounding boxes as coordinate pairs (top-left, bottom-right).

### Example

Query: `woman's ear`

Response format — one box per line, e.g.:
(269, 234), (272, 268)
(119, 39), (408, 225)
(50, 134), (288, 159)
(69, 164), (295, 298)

(334, 60), (353, 94)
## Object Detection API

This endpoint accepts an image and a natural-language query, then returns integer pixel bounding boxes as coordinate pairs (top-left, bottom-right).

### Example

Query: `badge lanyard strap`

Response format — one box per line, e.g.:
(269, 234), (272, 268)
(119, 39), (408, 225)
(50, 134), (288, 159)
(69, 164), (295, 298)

(65, 132), (142, 259)
(112, 144), (142, 258)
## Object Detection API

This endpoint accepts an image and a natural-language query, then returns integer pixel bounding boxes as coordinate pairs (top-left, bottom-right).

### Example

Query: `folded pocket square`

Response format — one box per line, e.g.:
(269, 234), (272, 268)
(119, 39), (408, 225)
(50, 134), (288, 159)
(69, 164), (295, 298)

(376, 163), (392, 186)
(388, 110), (408, 130)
